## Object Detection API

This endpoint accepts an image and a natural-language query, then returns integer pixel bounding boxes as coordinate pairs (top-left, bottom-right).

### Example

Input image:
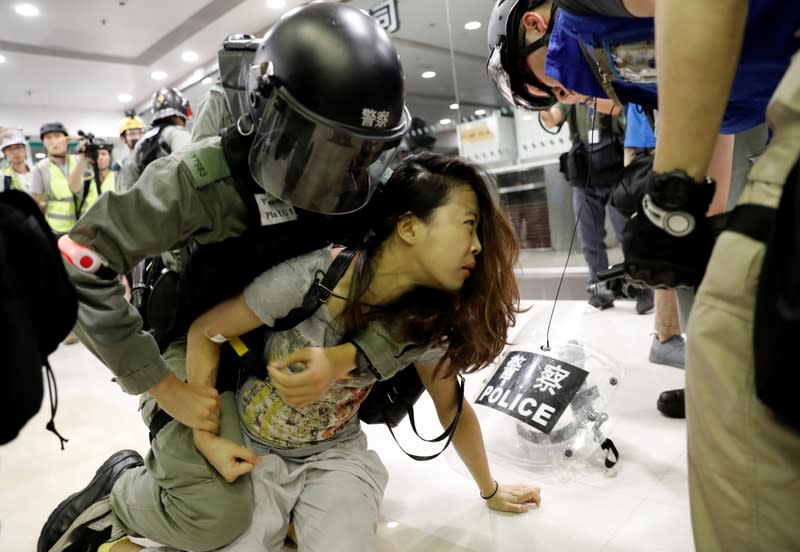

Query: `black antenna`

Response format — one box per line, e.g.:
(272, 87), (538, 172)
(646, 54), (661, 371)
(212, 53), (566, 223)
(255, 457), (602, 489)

(542, 99), (601, 352)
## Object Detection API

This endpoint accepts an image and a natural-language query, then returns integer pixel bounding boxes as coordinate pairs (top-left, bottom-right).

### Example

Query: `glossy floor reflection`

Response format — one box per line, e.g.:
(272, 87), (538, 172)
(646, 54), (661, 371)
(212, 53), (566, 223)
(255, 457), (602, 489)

(0, 300), (692, 551)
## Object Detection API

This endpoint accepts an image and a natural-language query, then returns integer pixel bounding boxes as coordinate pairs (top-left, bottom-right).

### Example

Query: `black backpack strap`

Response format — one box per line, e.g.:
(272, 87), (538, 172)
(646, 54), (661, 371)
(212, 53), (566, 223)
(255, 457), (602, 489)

(272, 249), (355, 331)
(383, 375), (465, 461)
(725, 203), (775, 244)
(44, 359), (68, 449)
(73, 178), (92, 219)
(137, 126), (165, 170)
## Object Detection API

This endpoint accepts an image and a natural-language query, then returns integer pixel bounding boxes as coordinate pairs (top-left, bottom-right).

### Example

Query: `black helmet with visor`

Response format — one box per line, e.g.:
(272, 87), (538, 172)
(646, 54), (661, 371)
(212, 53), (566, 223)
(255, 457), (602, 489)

(487, 0), (558, 110)
(245, 3), (411, 215)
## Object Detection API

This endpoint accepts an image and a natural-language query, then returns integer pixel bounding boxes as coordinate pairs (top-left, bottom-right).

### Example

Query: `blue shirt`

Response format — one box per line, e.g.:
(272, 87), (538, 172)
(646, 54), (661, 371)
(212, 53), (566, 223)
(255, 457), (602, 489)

(546, 0), (800, 134)
(624, 104), (656, 149)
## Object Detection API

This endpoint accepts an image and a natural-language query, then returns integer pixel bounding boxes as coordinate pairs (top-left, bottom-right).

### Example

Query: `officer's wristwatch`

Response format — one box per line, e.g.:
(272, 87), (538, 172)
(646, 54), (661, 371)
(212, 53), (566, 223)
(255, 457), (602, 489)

(641, 169), (715, 238)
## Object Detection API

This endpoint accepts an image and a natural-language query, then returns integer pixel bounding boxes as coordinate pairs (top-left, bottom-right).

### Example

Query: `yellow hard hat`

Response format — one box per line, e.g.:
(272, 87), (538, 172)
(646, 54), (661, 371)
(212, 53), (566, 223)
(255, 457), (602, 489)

(118, 114), (146, 135)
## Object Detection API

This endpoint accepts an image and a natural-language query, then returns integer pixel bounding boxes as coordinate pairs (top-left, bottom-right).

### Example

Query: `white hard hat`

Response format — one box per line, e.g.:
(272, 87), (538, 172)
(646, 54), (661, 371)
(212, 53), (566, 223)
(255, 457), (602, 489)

(1, 134), (27, 152)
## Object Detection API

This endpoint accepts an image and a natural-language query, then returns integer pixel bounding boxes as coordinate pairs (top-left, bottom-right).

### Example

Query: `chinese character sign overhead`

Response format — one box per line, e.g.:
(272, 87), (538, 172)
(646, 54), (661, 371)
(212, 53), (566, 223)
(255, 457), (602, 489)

(475, 351), (589, 434)
(370, 0), (399, 33)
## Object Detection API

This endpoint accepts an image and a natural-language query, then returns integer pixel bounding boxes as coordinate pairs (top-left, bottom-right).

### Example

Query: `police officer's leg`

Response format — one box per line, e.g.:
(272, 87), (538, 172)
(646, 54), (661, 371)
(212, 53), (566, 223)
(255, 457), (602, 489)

(111, 337), (253, 551)
(686, 56), (800, 551)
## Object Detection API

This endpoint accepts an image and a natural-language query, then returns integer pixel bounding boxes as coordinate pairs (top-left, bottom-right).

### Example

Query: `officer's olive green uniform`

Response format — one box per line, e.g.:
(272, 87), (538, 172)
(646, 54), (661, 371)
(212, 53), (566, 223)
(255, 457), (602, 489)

(67, 138), (414, 549)
(686, 51), (800, 551)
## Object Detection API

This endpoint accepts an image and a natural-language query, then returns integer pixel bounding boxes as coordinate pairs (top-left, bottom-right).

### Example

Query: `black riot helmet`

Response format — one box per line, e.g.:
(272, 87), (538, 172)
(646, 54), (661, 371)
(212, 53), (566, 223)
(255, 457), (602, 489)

(150, 87), (192, 125)
(245, 2), (412, 215)
(487, 0), (558, 110)
(40, 121), (69, 140)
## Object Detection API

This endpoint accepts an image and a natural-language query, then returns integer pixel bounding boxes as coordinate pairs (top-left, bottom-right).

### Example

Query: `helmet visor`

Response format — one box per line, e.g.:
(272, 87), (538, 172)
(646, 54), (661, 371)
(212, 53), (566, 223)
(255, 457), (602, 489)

(249, 88), (404, 214)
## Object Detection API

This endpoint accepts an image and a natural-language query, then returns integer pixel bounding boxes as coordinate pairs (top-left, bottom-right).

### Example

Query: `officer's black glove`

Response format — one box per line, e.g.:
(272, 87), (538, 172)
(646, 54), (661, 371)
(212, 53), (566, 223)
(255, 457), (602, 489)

(621, 169), (716, 289)
(612, 150), (653, 219)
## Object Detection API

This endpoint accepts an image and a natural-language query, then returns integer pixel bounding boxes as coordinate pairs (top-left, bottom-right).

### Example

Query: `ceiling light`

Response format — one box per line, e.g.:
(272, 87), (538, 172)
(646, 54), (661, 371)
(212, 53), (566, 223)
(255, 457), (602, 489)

(439, 118), (452, 125)
(0, 54), (6, 64)
(474, 109), (487, 116)
(181, 51), (199, 63)
(464, 21), (481, 31)
(151, 70), (167, 81)
(421, 71), (436, 79)
(35, 152), (46, 159)
(266, 0), (286, 9)
(385, 521), (399, 529)
(14, 3), (40, 17)
(117, 93), (133, 103)
(202, 77), (213, 85)
(449, 103), (459, 110)
(522, 114), (533, 121)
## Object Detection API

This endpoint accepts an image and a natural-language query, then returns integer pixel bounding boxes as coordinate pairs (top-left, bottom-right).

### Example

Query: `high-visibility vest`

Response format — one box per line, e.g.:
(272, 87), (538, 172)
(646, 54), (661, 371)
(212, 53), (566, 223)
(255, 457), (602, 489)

(2, 165), (29, 192)
(39, 156), (80, 234)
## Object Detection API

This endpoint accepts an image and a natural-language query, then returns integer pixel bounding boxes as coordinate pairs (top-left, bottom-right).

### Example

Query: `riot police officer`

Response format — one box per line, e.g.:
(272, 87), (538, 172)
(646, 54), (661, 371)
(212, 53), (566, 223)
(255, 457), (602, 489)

(118, 87), (193, 190)
(39, 4), (416, 551)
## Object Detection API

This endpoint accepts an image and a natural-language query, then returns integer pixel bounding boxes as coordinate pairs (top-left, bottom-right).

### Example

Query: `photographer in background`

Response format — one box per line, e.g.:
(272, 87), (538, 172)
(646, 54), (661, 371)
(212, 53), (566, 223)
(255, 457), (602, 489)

(69, 134), (117, 209)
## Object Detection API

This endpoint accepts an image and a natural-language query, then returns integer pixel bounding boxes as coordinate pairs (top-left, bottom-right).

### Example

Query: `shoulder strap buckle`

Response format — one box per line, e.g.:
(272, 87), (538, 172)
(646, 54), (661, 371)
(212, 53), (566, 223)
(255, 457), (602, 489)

(271, 249), (355, 331)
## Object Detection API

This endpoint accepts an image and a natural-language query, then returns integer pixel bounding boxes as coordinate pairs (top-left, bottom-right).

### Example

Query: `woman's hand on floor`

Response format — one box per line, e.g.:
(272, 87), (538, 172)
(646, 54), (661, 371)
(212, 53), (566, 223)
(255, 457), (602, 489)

(193, 429), (261, 482)
(487, 483), (542, 513)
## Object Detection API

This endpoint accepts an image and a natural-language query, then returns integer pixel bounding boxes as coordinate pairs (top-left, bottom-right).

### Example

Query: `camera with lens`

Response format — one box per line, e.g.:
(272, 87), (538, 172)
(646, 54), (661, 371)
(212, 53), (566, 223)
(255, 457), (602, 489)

(77, 130), (100, 161)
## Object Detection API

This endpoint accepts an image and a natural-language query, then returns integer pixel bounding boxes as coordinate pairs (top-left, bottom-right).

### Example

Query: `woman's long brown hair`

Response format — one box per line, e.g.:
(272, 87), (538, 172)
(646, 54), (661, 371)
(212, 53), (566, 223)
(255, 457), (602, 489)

(341, 152), (523, 378)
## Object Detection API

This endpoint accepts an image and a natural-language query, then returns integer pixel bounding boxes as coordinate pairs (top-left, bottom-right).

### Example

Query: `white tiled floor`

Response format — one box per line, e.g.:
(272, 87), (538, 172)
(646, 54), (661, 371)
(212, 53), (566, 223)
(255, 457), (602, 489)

(0, 300), (693, 552)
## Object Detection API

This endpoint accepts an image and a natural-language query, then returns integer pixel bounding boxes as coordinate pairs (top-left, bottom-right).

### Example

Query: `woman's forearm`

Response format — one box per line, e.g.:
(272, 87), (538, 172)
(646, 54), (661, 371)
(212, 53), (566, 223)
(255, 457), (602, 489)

(186, 323), (223, 388)
(442, 401), (496, 497)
